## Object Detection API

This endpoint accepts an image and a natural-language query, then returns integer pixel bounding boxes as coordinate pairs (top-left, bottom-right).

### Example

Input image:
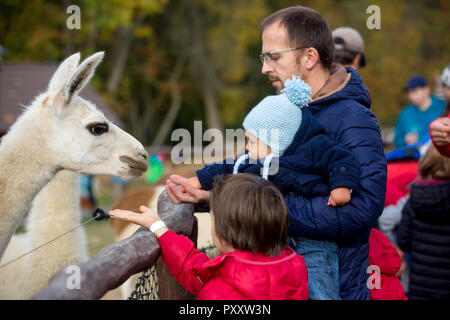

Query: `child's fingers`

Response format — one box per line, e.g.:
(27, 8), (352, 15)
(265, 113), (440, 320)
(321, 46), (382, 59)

(108, 209), (133, 221)
(139, 205), (150, 213)
(327, 195), (333, 206)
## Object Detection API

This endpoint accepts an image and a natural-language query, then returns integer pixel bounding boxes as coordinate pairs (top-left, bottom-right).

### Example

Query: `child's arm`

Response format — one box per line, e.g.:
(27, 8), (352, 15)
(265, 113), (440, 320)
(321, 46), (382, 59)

(108, 206), (210, 296)
(307, 135), (360, 194)
(195, 154), (247, 190)
(266, 136), (360, 198)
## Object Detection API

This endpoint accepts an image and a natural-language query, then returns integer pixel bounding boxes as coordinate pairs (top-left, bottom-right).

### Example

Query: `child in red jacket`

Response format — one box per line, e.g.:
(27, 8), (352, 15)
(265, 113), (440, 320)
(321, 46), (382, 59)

(369, 228), (407, 300)
(109, 173), (308, 300)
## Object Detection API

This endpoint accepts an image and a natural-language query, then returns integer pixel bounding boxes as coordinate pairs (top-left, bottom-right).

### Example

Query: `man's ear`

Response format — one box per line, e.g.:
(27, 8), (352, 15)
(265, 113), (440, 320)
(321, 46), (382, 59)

(303, 47), (320, 71)
(353, 54), (361, 68)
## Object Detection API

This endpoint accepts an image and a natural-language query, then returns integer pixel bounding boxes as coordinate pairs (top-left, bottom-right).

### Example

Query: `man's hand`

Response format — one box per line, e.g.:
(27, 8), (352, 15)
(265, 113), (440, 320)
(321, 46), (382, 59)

(430, 117), (450, 146)
(328, 187), (352, 206)
(166, 174), (211, 204)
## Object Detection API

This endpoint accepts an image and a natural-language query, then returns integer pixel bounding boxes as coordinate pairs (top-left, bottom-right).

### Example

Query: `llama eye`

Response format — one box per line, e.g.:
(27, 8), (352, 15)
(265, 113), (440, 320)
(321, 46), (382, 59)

(88, 123), (109, 136)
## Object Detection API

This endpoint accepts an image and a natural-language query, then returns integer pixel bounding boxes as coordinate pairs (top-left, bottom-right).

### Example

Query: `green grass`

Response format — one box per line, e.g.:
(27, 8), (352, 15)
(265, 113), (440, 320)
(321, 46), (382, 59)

(84, 220), (116, 258)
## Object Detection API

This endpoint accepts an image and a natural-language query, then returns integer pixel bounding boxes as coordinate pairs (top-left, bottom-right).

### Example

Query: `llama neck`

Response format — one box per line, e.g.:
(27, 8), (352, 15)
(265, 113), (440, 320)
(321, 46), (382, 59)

(19, 170), (87, 296)
(27, 170), (82, 245)
(0, 108), (56, 259)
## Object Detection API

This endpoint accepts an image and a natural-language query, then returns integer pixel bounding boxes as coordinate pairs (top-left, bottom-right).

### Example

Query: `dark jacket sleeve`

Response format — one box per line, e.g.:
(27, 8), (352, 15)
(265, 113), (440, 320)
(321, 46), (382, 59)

(286, 108), (387, 240)
(396, 200), (413, 253)
(278, 135), (360, 193)
(195, 157), (237, 190)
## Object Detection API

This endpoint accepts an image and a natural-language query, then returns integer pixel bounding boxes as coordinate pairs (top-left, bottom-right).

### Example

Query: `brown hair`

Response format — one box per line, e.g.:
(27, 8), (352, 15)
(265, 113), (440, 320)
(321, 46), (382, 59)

(259, 6), (334, 70)
(419, 144), (450, 180)
(209, 173), (289, 257)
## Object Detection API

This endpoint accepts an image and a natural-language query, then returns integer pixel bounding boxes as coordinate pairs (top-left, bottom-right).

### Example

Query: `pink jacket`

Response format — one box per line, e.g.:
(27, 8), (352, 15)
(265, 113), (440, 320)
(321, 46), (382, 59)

(159, 230), (309, 300)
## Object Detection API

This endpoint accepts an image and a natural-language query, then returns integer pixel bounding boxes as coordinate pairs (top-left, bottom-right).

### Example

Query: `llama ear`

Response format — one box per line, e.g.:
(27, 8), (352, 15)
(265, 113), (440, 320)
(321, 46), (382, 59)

(48, 52), (81, 92)
(63, 51), (104, 103)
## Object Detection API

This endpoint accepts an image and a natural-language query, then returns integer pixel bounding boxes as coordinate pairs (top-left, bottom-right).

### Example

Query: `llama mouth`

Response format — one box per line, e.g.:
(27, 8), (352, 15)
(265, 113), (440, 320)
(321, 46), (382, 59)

(119, 155), (148, 176)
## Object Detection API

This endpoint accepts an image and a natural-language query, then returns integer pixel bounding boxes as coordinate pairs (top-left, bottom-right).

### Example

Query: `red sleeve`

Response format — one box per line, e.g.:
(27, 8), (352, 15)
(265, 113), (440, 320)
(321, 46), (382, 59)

(369, 229), (401, 275)
(430, 116), (450, 158)
(158, 230), (210, 296)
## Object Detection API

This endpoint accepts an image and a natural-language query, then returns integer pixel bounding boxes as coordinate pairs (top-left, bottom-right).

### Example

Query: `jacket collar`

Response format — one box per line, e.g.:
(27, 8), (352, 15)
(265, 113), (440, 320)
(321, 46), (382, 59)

(311, 63), (351, 102)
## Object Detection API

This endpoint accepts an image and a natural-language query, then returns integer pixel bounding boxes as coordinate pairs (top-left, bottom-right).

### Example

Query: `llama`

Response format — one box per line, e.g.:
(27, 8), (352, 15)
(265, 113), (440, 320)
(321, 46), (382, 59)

(0, 52), (148, 260)
(0, 170), (88, 299)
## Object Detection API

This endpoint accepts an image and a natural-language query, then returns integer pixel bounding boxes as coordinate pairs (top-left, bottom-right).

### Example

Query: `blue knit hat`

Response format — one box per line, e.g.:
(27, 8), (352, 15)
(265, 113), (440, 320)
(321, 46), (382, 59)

(234, 76), (311, 179)
(243, 76), (311, 156)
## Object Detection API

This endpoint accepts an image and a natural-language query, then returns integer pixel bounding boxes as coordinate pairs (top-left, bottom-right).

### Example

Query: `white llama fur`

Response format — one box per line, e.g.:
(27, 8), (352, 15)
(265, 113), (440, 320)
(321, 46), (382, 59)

(0, 170), (88, 299)
(0, 52), (148, 260)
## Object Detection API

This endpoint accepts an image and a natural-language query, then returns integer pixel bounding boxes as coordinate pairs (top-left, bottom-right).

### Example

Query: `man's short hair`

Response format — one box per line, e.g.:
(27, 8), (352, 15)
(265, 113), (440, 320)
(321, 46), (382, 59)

(259, 6), (334, 70)
(210, 173), (289, 257)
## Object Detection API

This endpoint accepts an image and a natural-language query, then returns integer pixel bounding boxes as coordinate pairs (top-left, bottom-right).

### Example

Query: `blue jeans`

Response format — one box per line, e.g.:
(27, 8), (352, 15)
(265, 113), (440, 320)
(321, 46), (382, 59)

(289, 236), (341, 300)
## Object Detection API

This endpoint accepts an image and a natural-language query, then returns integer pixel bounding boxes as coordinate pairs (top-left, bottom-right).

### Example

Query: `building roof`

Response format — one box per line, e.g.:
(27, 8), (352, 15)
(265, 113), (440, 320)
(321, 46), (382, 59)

(0, 63), (123, 134)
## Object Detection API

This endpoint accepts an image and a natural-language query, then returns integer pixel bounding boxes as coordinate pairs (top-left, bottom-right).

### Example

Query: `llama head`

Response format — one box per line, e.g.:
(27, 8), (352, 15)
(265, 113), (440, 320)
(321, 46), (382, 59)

(40, 52), (148, 180)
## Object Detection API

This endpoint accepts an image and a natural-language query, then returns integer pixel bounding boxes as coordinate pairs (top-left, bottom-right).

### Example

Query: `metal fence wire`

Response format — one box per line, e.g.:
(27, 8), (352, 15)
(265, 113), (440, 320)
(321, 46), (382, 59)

(128, 244), (218, 300)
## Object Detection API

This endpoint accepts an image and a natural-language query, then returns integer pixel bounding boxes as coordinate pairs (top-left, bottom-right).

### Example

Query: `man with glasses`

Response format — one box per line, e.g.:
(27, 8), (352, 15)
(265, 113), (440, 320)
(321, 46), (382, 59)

(166, 6), (386, 300)
(258, 6), (386, 300)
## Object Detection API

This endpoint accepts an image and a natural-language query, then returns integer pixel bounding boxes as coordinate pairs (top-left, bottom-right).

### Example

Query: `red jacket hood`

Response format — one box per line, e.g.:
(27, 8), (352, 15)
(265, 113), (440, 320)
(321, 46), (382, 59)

(369, 228), (401, 275)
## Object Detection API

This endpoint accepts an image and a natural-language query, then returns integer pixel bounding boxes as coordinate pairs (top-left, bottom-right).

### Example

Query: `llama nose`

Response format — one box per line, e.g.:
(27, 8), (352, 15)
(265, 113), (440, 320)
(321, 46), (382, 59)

(139, 149), (148, 161)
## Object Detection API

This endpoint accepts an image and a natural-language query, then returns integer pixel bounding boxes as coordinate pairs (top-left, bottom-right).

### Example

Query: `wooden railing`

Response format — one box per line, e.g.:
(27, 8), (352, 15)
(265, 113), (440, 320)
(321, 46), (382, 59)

(33, 191), (198, 300)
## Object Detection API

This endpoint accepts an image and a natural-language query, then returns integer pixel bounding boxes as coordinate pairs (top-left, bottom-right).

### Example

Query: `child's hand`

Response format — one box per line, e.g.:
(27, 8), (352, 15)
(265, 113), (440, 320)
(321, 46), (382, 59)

(170, 175), (202, 193)
(166, 175), (211, 204)
(327, 188), (352, 206)
(184, 176), (202, 192)
(109, 205), (162, 229)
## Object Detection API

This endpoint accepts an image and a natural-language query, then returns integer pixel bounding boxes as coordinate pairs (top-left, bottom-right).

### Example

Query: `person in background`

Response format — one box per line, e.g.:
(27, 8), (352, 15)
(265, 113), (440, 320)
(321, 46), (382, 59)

(394, 75), (445, 149)
(396, 144), (450, 300)
(109, 174), (309, 300)
(332, 27), (366, 71)
(430, 64), (450, 157)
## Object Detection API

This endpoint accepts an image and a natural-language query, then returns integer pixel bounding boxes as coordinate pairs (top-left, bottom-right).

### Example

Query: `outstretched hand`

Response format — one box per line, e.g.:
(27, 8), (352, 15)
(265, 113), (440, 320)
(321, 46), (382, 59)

(166, 174), (211, 204)
(108, 205), (160, 229)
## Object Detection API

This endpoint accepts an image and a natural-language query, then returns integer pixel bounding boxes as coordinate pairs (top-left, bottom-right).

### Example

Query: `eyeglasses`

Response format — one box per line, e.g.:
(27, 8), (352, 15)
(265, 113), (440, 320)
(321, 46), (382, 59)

(259, 46), (306, 64)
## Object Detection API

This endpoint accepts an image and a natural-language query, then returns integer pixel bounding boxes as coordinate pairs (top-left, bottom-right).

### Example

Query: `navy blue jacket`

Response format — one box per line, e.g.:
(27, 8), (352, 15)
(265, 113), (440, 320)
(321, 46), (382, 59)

(196, 107), (360, 198)
(285, 67), (387, 300)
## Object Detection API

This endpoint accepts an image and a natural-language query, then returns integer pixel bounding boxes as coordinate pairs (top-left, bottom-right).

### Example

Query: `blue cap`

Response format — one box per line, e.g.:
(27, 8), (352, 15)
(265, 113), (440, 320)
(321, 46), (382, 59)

(404, 76), (428, 91)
